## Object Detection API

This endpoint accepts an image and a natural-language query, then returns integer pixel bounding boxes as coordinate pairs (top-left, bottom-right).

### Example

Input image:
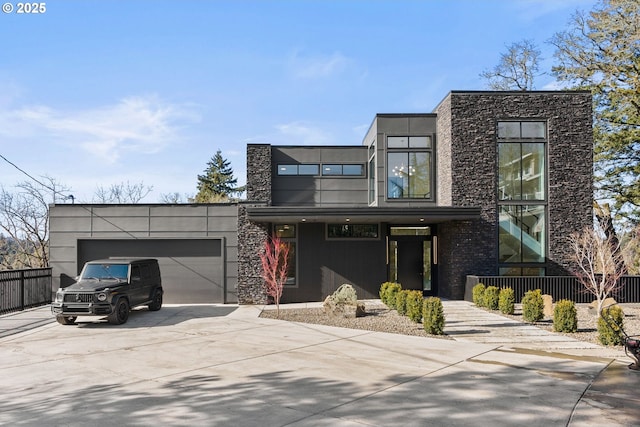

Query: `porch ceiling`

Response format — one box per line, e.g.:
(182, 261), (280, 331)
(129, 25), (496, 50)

(245, 206), (481, 224)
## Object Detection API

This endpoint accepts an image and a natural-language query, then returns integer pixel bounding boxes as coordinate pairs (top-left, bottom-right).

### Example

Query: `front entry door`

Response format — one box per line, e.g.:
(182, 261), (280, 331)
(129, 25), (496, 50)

(388, 226), (436, 296)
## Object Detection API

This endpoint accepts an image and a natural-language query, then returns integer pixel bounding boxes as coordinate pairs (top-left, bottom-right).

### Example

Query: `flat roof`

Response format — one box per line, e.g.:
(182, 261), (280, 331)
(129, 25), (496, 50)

(246, 206), (480, 224)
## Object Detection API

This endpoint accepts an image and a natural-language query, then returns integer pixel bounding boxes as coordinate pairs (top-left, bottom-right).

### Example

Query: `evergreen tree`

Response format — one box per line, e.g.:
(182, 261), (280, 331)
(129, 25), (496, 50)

(550, 0), (640, 224)
(194, 150), (243, 202)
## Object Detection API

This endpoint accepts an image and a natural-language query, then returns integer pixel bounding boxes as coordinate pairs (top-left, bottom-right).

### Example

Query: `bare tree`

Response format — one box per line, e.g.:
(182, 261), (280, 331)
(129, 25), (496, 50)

(260, 235), (290, 318)
(93, 181), (153, 203)
(480, 39), (542, 91)
(159, 192), (192, 203)
(568, 226), (628, 315)
(0, 176), (70, 269)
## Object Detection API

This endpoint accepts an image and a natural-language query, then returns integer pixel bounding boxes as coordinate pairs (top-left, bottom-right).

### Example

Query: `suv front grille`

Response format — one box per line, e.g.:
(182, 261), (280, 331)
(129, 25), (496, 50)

(63, 293), (95, 303)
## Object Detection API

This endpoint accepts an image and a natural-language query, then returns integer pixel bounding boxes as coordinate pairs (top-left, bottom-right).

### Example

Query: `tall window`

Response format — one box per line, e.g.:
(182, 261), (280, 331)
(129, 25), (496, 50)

(368, 141), (376, 205)
(497, 121), (547, 276)
(387, 136), (432, 200)
(273, 224), (297, 286)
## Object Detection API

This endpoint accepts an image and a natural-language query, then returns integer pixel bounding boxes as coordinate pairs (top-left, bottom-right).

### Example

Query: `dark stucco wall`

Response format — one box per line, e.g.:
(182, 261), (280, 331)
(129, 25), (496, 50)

(282, 222), (387, 303)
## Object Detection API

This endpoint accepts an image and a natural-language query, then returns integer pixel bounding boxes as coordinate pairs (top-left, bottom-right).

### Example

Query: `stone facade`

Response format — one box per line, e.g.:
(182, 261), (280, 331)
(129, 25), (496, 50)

(238, 91), (593, 303)
(237, 204), (270, 304)
(245, 144), (272, 203)
(435, 91), (593, 297)
(238, 144), (273, 304)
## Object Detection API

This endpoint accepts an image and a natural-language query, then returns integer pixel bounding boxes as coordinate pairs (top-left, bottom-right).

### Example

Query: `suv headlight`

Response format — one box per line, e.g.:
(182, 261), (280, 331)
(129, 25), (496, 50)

(55, 290), (64, 303)
(96, 292), (107, 302)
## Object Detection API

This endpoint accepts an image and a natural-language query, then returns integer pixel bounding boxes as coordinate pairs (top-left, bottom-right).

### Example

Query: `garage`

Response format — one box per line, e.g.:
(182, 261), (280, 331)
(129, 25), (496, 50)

(77, 239), (225, 304)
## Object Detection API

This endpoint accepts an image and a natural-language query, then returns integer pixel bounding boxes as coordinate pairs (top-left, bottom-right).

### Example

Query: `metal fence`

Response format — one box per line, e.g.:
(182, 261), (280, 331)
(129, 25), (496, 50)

(465, 275), (640, 304)
(0, 268), (52, 315)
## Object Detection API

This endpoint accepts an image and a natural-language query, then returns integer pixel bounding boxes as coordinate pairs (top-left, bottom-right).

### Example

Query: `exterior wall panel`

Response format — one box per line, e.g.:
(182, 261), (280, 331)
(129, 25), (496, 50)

(282, 222), (387, 303)
(49, 204), (239, 303)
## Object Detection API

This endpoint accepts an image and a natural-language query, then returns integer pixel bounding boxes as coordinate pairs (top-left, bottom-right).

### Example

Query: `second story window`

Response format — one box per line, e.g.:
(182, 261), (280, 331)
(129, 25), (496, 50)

(386, 136), (432, 200)
(498, 122), (546, 201)
(277, 164), (319, 176)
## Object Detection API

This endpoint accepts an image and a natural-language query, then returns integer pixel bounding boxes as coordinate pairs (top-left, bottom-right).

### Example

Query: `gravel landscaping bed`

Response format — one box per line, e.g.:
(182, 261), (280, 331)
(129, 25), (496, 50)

(259, 301), (640, 346)
(260, 301), (452, 339)
(509, 303), (640, 346)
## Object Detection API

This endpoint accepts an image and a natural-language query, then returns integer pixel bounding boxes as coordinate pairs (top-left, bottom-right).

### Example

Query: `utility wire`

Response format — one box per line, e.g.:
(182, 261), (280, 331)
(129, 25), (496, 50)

(0, 153), (74, 202)
(0, 153), (223, 289)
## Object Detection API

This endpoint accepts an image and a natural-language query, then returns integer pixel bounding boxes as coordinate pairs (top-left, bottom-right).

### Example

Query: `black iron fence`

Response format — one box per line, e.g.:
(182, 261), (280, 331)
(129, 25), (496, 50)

(0, 268), (52, 315)
(465, 275), (640, 304)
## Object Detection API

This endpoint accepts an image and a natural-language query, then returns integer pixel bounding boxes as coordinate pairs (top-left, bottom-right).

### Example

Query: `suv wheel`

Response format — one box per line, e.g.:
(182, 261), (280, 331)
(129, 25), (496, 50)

(56, 315), (77, 325)
(148, 290), (163, 311)
(108, 299), (130, 325)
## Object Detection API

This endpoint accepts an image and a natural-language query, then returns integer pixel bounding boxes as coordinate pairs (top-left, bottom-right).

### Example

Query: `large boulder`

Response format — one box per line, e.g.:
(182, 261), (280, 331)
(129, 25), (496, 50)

(542, 294), (554, 318)
(588, 297), (617, 311)
(323, 284), (366, 318)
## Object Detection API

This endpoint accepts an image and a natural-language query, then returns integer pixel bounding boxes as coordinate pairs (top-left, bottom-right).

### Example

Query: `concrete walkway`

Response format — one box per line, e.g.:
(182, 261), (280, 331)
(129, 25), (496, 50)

(0, 302), (638, 426)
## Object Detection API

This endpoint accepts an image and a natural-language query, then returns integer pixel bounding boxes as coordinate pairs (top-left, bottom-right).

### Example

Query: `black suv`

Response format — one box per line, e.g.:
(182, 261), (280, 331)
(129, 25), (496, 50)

(52, 258), (163, 325)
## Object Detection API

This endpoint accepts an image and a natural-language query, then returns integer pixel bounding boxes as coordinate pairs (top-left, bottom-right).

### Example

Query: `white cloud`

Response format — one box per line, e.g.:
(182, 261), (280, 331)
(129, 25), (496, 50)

(275, 121), (333, 145)
(0, 95), (199, 163)
(288, 50), (352, 79)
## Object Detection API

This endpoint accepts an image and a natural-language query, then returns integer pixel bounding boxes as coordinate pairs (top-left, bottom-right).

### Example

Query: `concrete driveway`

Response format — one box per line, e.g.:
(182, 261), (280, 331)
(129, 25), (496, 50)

(0, 304), (638, 426)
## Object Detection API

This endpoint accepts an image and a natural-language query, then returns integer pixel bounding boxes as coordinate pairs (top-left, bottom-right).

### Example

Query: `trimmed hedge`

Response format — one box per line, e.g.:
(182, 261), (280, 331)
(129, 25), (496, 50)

(423, 297), (445, 335)
(396, 290), (409, 315)
(380, 282), (402, 308)
(484, 286), (500, 310)
(472, 283), (486, 307)
(522, 289), (544, 323)
(553, 300), (578, 333)
(406, 291), (424, 323)
(598, 305), (625, 346)
(498, 287), (515, 315)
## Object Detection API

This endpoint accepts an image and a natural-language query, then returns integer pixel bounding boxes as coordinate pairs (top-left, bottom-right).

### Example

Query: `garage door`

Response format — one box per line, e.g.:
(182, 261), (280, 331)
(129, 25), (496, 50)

(77, 239), (225, 304)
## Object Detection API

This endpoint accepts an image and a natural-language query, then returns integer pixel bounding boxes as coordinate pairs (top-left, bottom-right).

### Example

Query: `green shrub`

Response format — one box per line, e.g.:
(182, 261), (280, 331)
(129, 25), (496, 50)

(382, 282), (402, 308)
(484, 286), (500, 310)
(379, 282), (392, 304)
(522, 289), (544, 323)
(553, 300), (578, 333)
(598, 305), (625, 346)
(396, 290), (409, 315)
(405, 291), (424, 323)
(472, 283), (486, 307)
(423, 297), (445, 335)
(498, 287), (515, 315)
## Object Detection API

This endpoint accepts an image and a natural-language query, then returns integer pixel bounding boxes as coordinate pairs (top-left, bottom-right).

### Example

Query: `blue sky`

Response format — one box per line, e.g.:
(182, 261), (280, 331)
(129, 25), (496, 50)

(0, 0), (598, 202)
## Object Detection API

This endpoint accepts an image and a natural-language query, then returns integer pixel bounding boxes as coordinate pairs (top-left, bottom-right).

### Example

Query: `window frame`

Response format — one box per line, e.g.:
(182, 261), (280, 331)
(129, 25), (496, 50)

(386, 135), (434, 201)
(497, 120), (549, 276)
(272, 224), (298, 287)
(276, 164), (320, 176)
(326, 223), (380, 240)
(277, 163), (365, 177)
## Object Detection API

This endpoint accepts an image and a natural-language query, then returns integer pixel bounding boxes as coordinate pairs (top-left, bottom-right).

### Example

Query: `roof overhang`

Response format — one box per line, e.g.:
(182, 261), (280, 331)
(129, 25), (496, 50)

(245, 206), (481, 224)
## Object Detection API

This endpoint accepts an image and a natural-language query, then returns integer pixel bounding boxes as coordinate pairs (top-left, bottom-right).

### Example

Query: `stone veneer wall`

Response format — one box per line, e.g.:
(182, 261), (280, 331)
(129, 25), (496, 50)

(245, 144), (272, 202)
(435, 93), (453, 206)
(237, 204), (270, 304)
(435, 92), (593, 298)
(238, 144), (273, 304)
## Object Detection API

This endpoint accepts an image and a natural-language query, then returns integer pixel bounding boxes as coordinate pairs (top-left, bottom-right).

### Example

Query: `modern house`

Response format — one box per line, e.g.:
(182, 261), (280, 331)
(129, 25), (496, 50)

(49, 91), (593, 304)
